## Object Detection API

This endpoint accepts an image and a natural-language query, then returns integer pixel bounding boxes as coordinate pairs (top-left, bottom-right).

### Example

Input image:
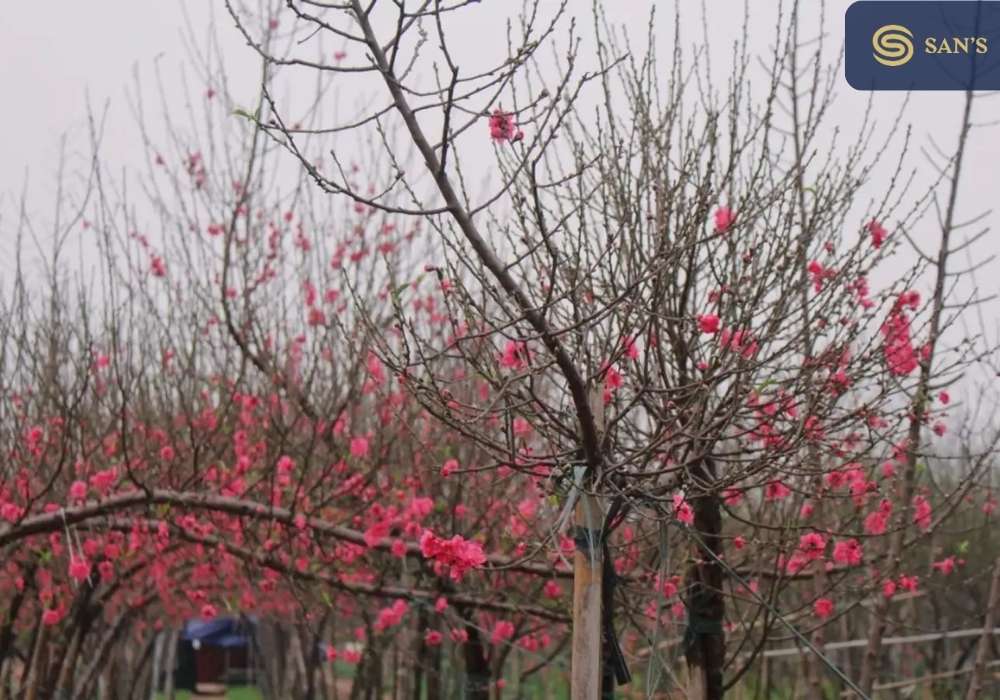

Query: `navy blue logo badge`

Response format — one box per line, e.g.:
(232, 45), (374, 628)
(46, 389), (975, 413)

(846, 1), (1000, 90)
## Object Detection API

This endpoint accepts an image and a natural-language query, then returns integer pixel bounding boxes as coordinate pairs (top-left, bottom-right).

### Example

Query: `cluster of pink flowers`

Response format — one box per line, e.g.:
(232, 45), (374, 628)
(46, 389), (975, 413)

(783, 531), (830, 574)
(419, 529), (487, 581)
(490, 620), (515, 644)
(441, 458), (459, 477)
(798, 532), (827, 561)
(349, 435), (370, 458)
(374, 600), (409, 632)
(932, 556), (957, 576)
(720, 328), (759, 360)
(883, 573), (920, 599)
(543, 580), (562, 599)
(697, 314), (720, 334)
(807, 260), (835, 292)
(912, 494), (932, 531)
(825, 463), (875, 506)
(90, 467), (118, 496)
(713, 206), (735, 233)
(764, 480), (792, 501)
(868, 219), (889, 248)
(185, 151), (207, 189)
(832, 538), (863, 566)
(881, 291), (921, 376)
(813, 597), (835, 620)
(499, 340), (530, 370)
(488, 109), (524, 143)
(672, 493), (694, 526)
(864, 498), (893, 535)
(68, 556), (91, 582)
(69, 480), (88, 503)
(850, 276), (875, 309)
(150, 255), (167, 278)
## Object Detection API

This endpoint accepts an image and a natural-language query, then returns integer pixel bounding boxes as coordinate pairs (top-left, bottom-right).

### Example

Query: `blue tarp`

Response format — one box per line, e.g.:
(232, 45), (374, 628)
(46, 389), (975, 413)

(181, 617), (252, 648)
(208, 633), (249, 649)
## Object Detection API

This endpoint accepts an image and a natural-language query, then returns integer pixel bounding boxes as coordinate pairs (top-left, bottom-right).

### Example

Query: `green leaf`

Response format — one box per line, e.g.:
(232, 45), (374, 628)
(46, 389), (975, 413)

(391, 282), (410, 301)
(232, 107), (257, 121)
(755, 379), (775, 393)
(957, 540), (970, 554)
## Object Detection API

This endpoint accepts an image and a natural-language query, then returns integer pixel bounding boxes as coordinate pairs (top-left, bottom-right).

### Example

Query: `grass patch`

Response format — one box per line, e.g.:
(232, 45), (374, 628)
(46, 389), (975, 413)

(155, 687), (262, 700)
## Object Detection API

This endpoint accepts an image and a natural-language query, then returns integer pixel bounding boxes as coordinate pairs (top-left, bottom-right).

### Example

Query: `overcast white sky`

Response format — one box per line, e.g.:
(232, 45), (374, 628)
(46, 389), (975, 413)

(1, 1), (997, 364)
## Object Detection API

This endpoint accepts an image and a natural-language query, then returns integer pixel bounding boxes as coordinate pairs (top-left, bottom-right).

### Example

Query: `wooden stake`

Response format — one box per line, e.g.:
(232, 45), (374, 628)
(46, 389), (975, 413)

(571, 493), (604, 700)
(571, 387), (605, 700)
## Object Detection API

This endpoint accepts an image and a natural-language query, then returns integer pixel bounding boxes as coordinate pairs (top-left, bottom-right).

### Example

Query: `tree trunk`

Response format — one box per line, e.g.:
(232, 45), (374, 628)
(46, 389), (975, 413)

(455, 606), (490, 700)
(966, 556), (1000, 699)
(23, 614), (49, 700)
(281, 625), (306, 699)
(162, 627), (178, 700)
(684, 458), (725, 700)
(149, 631), (165, 700)
(423, 609), (443, 700)
(411, 605), (429, 700)
(127, 633), (157, 700)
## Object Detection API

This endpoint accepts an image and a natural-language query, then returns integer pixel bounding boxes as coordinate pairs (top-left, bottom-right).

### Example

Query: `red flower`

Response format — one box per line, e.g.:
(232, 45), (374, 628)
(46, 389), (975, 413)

(807, 260), (835, 292)
(150, 255), (167, 277)
(491, 620), (515, 644)
(912, 495), (932, 531)
(713, 206), (735, 233)
(419, 530), (486, 581)
(867, 219), (888, 248)
(672, 493), (694, 526)
(813, 598), (834, 619)
(488, 109), (523, 143)
(765, 481), (791, 501)
(932, 556), (956, 576)
(374, 600), (409, 631)
(697, 314), (720, 334)
(543, 580), (562, 599)
(882, 580), (897, 598)
(500, 340), (529, 370)
(797, 532), (827, 561)
(832, 538), (863, 566)
(69, 480), (87, 503)
(441, 459), (459, 477)
(350, 436), (370, 458)
(68, 556), (91, 582)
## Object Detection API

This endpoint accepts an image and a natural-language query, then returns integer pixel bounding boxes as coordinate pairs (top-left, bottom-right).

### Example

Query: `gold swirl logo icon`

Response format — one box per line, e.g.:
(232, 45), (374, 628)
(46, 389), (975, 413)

(872, 24), (914, 67)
